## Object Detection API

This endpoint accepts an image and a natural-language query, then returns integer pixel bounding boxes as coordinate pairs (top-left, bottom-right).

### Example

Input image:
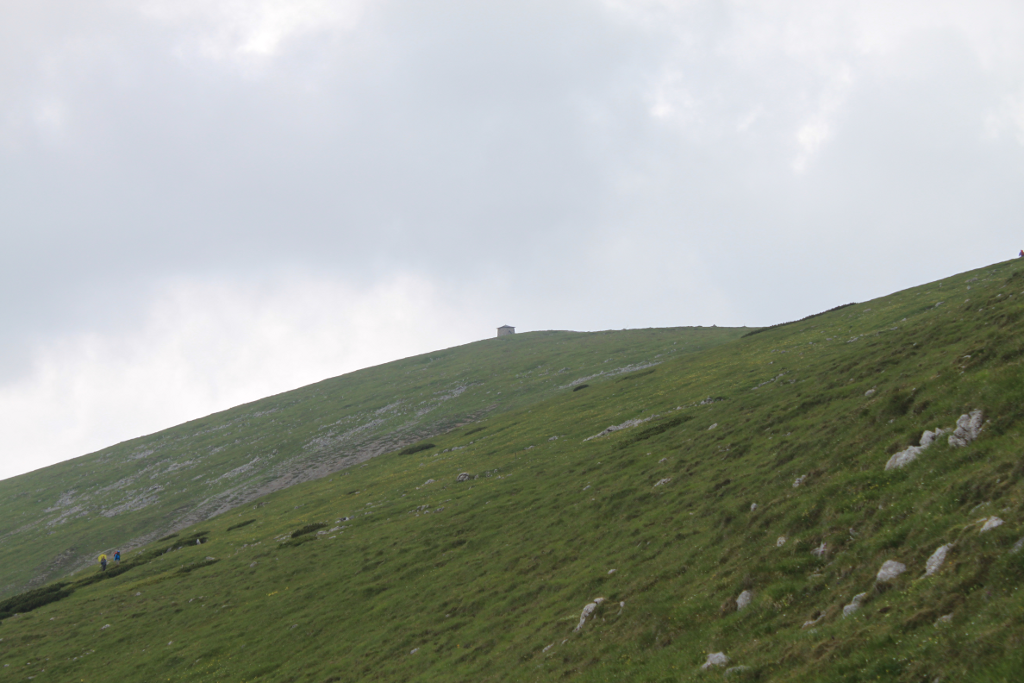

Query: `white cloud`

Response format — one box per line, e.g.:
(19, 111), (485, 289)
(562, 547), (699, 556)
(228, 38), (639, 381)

(0, 272), (480, 480)
(136, 0), (365, 65)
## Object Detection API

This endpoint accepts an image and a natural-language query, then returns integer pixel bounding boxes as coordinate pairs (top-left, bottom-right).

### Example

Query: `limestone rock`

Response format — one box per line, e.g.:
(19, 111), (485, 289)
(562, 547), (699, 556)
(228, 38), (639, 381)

(811, 542), (827, 558)
(802, 612), (824, 629)
(1011, 537), (1024, 554)
(948, 410), (983, 448)
(792, 475), (807, 488)
(919, 428), (947, 448)
(776, 536), (787, 547)
(708, 423), (718, 430)
(924, 545), (951, 576)
(935, 613), (953, 626)
(842, 592), (869, 617)
(876, 560), (906, 582)
(864, 388), (876, 398)
(573, 598), (605, 632)
(736, 590), (752, 610)
(980, 516), (1004, 532)
(750, 503), (758, 512)
(456, 473), (471, 482)
(725, 665), (751, 677)
(654, 478), (671, 487)
(702, 652), (729, 670)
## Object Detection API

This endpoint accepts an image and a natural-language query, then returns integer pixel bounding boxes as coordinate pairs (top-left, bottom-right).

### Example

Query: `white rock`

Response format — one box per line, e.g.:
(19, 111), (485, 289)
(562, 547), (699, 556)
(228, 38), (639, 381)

(886, 428), (949, 470)
(750, 503), (758, 512)
(948, 410), (983, 448)
(802, 613), (824, 629)
(702, 652), (729, 670)
(935, 614), (953, 626)
(792, 475), (807, 488)
(573, 598), (605, 632)
(659, 457), (668, 463)
(101, 624), (111, 630)
(980, 516), (1004, 532)
(423, 479), (435, 485)
(725, 665), (751, 676)
(876, 560), (906, 582)
(776, 536), (787, 547)
(542, 643), (554, 653)
(250, 561), (258, 568)
(654, 478), (671, 487)
(919, 428), (946, 448)
(924, 545), (951, 576)
(736, 590), (752, 610)
(864, 388), (876, 397)
(607, 569), (616, 575)
(708, 423), (718, 430)
(410, 648), (419, 655)
(1012, 537), (1024, 554)
(456, 472), (471, 482)
(811, 542), (827, 558)
(885, 445), (924, 471)
(842, 592), (869, 618)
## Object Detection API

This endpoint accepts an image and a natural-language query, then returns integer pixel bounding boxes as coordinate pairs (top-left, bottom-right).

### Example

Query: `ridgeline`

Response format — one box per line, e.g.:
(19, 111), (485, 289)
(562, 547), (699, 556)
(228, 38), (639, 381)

(0, 260), (1021, 682)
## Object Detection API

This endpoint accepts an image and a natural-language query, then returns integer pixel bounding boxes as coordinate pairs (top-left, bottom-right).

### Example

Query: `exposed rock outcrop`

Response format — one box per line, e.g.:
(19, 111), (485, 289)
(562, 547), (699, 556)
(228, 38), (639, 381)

(948, 410), (983, 448)
(876, 560), (906, 582)
(924, 544), (951, 576)
(702, 652), (729, 670)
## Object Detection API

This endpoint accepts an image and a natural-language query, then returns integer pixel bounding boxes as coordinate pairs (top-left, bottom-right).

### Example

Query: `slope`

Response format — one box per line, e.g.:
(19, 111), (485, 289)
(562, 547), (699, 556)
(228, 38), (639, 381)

(1, 259), (1023, 682)
(0, 326), (746, 598)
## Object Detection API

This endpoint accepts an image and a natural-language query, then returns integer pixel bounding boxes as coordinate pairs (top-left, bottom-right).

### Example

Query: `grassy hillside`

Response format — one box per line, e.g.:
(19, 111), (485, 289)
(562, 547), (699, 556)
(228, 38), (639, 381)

(1, 260), (1023, 682)
(0, 326), (745, 598)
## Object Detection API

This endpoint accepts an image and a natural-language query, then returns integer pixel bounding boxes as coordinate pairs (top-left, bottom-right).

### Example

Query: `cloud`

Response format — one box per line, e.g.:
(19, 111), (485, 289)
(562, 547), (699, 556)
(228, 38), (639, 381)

(1, 0), (1024, 477)
(137, 0), (366, 64)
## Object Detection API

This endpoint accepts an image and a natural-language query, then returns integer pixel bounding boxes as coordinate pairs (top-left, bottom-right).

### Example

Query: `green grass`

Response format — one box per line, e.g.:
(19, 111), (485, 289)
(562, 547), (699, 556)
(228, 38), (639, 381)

(0, 260), (1022, 682)
(0, 325), (744, 597)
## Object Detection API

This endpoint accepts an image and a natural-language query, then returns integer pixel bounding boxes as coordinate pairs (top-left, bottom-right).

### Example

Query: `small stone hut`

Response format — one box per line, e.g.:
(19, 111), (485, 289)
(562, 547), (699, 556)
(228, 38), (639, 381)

(497, 325), (515, 338)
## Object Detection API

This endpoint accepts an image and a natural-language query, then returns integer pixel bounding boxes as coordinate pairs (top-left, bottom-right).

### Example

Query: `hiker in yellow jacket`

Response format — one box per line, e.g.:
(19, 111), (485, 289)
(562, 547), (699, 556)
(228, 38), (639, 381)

(98, 554), (108, 571)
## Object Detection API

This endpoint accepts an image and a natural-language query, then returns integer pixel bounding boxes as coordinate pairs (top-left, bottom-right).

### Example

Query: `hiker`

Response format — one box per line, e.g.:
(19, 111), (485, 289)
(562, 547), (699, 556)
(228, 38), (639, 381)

(1019, 249), (1023, 258)
(114, 550), (120, 564)
(98, 553), (108, 571)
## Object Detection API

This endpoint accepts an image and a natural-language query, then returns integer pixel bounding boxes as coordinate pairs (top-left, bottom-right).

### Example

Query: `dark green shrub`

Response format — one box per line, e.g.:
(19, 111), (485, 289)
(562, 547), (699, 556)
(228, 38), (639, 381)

(399, 443), (436, 456)
(0, 582), (72, 620)
(290, 522), (327, 539)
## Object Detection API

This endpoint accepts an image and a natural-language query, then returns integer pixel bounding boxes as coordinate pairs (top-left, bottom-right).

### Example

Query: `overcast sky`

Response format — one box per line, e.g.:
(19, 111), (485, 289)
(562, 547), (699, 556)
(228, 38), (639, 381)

(2, 0), (1022, 480)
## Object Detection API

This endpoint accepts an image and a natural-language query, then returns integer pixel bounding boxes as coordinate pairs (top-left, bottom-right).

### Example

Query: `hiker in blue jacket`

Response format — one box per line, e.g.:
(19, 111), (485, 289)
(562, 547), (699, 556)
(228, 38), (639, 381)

(114, 550), (120, 564)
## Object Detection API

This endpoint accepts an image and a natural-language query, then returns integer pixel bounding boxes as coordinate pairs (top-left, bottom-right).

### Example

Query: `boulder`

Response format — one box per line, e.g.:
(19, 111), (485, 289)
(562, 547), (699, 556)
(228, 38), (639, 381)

(654, 478), (671, 487)
(885, 428), (947, 471)
(980, 516), (1004, 532)
(876, 560), (906, 582)
(736, 590), (753, 610)
(456, 473), (471, 482)
(702, 652), (729, 670)
(750, 503), (758, 512)
(776, 536), (787, 547)
(842, 592), (869, 617)
(924, 545), (951, 576)
(792, 475), (807, 488)
(573, 598), (605, 632)
(948, 410), (983, 448)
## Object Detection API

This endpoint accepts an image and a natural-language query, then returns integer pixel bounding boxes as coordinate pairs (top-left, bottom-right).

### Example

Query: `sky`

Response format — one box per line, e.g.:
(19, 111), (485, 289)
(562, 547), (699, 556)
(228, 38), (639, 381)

(2, 0), (1023, 480)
